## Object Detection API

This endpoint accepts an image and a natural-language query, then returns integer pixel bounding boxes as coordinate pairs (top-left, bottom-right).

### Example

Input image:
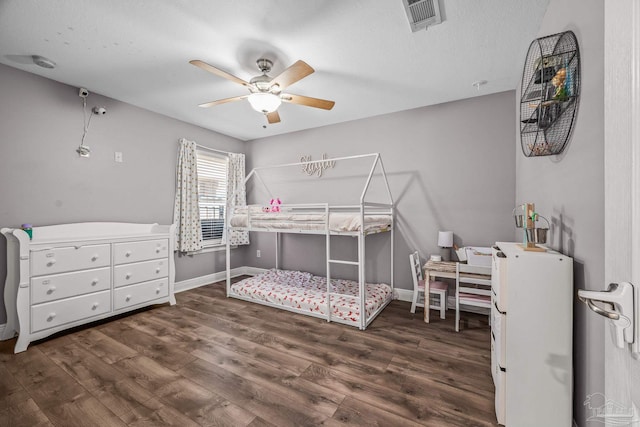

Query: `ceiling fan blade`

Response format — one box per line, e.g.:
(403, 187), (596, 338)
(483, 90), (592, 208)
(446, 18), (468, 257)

(266, 111), (281, 124)
(281, 93), (335, 110)
(198, 95), (248, 108)
(190, 60), (251, 88)
(270, 60), (314, 90)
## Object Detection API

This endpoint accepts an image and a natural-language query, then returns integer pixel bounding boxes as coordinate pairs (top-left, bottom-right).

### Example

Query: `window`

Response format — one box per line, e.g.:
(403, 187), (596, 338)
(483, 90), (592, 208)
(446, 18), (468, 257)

(196, 150), (228, 246)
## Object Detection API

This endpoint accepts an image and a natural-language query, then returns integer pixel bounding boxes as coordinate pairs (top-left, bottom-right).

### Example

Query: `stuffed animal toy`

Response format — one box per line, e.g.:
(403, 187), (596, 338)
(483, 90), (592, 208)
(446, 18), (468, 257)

(269, 198), (281, 213)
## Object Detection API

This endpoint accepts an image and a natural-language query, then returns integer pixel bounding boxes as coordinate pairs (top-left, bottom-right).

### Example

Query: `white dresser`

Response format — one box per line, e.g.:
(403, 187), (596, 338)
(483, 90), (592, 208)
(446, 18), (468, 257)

(491, 242), (573, 426)
(1, 222), (176, 353)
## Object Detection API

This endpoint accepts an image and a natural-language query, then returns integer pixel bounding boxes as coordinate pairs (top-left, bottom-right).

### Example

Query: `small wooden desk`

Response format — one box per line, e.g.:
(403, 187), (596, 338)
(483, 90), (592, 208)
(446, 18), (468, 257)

(422, 260), (457, 323)
(422, 260), (491, 323)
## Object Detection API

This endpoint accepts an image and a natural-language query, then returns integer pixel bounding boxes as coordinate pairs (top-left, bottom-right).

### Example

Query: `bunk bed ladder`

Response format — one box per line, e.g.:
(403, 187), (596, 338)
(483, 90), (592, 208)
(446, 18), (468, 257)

(325, 207), (367, 330)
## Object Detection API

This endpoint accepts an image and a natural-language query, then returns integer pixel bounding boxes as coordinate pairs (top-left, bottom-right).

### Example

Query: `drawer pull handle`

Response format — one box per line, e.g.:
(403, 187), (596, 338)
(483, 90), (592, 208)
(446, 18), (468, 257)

(155, 248), (161, 253)
(125, 251), (132, 257)
(156, 288), (161, 294)
(126, 273), (132, 280)
(47, 313), (56, 321)
(92, 303), (99, 310)
(155, 268), (161, 274)
(91, 279), (99, 286)
(47, 286), (56, 294)
(91, 255), (99, 261)
(125, 295), (132, 302)
(47, 259), (56, 267)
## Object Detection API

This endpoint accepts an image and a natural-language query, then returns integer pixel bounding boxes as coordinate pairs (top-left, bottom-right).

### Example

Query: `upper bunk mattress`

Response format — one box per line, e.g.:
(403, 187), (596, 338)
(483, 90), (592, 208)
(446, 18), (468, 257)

(229, 208), (392, 233)
(229, 269), (393, 325)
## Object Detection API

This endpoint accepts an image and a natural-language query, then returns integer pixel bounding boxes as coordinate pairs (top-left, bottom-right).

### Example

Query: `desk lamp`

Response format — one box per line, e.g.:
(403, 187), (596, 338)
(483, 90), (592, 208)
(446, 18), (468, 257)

(438, 231), (453, 262)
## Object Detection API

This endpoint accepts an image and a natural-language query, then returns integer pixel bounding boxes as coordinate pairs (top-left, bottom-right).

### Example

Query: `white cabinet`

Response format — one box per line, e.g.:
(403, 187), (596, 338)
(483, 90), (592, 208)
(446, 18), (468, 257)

(1, 222), (176, 353)
(491, 242), (573, 426)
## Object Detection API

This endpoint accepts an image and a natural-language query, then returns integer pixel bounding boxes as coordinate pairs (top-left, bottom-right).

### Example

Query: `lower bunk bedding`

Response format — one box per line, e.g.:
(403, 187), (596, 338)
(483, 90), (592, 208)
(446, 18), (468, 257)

(229, 269), (393, 327)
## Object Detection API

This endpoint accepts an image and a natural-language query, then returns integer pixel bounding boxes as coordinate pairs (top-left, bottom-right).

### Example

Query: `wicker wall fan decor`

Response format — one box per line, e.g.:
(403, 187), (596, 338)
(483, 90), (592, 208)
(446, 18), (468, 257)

(520, 31), (581, 157)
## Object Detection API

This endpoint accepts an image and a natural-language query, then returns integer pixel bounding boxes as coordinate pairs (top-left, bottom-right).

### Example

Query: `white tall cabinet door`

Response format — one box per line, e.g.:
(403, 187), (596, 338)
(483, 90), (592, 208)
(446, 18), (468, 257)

(604, 0), (640, 423)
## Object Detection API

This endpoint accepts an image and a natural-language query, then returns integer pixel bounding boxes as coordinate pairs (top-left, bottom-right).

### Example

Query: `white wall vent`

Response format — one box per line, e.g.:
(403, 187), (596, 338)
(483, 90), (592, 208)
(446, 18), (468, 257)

(402, 0), (442, 32)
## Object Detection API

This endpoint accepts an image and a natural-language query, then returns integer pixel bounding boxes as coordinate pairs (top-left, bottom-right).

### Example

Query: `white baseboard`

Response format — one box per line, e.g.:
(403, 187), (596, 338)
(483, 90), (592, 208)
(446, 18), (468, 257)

(174, 266), (267, 293)
(395, 288), (414, 302)
(395, 289), (489, 315)
(242, 266), (268, 276)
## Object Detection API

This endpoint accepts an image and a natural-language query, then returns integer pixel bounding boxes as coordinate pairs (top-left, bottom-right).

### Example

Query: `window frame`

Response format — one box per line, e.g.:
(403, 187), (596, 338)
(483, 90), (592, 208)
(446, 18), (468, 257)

(196, 149), (228, 248)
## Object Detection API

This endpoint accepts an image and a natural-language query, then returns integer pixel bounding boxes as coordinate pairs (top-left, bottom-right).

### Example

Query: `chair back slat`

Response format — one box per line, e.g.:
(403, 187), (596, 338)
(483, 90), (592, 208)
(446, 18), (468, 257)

(410, 251), (423, 286)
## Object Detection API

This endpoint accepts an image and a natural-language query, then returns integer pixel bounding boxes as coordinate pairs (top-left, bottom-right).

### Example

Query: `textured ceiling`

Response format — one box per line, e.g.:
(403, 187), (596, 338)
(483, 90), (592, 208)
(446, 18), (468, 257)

(0, 0), (549, 141)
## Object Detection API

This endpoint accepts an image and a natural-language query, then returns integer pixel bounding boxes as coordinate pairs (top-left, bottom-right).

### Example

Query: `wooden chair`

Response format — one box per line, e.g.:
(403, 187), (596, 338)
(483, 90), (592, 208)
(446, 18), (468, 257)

(455, 262), (492, 332)
(410, 251), (448, 319)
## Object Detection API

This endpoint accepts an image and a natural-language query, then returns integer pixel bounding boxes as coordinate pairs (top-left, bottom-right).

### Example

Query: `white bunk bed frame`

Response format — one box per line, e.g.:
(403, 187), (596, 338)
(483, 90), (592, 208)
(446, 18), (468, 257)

(225, 153), (394, 330)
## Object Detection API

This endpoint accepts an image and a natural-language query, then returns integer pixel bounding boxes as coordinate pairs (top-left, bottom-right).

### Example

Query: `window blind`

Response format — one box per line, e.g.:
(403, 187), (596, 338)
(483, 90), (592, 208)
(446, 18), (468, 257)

(196, 150), (228, 242)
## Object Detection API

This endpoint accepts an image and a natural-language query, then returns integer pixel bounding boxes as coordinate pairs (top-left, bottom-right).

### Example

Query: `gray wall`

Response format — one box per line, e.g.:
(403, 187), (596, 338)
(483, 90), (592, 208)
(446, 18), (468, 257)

(514, 1), (604, 425)
(0, 63), (246, 323)
(245, 91), (517, 290)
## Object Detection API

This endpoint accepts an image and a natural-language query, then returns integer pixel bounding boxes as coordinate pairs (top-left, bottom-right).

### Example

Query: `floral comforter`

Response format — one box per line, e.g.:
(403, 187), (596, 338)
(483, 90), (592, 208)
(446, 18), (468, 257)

(230, 269), (392, 325)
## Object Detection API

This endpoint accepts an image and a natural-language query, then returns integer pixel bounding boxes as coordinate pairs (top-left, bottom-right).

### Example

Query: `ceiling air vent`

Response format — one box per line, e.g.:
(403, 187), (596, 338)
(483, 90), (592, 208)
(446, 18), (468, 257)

(402, 0), (442, 32)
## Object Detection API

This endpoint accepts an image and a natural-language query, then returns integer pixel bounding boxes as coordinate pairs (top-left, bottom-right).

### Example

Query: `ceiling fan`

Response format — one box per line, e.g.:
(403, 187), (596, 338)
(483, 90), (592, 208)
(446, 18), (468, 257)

(190, 58), (335, 124)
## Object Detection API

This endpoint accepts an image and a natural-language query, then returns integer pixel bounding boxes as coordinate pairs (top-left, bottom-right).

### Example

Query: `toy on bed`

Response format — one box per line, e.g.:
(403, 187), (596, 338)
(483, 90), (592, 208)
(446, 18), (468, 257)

(266, 198), (281, 212)
(261, 198), (281, 212)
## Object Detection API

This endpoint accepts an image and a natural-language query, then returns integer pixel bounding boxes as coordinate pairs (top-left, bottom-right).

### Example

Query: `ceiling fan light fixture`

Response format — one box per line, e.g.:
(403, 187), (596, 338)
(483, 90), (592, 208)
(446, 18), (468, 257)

(248, 92), (281, 113)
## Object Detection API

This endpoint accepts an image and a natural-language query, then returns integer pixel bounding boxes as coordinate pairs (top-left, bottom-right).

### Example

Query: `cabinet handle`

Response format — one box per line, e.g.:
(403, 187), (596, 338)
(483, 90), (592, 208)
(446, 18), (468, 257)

(125, 251), (132, 257)
(47, 286), (56, 294)
(92, 303), (99, 310)
(91, 279), (99, 286)
(47, 259), (56, 267)
(47, 313), (56, 321)
(125, 295), (131, 302)
(156, 288), (161, 294)
(155, 268), (161, 274)
(91, 255), (99, 262)
(155, 247), (161, 253)
(125, 273), (132, 280)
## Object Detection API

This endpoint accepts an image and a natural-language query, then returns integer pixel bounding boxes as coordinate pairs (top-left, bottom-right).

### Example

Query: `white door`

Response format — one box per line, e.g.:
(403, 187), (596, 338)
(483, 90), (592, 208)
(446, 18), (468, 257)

(603, 1), (640, 425)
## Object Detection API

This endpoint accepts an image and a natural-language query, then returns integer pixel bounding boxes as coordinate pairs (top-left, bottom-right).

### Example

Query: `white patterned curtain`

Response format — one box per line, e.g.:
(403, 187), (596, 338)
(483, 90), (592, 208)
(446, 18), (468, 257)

(223, 152), (250, 245)
(173, 138), (203, 252)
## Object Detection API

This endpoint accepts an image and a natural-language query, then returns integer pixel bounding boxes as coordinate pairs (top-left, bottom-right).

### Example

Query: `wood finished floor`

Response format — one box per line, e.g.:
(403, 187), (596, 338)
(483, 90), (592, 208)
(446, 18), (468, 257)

(0, 279), (498, 427)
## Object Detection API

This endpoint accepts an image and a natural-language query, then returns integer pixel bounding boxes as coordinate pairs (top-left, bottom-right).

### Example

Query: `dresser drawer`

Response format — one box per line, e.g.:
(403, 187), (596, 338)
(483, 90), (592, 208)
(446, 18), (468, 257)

(31, 267), (111, 304)
(31, 290), (111, 333)
(113, 259), (168, 288)
(114, 278), (168, 310)
(114, 239), (169, 264)
(31, 244), (111, 276)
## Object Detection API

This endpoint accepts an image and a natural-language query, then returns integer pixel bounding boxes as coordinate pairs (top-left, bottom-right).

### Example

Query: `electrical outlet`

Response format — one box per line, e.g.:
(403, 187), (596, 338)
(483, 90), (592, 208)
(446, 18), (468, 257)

(114, 152), (123, 163)
(256, 250), (261, 258)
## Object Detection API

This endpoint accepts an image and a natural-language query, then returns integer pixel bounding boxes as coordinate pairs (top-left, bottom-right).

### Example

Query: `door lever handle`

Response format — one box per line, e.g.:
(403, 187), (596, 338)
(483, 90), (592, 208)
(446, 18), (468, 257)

(579, 296), (619, 320)
(578, 282), (635, 349)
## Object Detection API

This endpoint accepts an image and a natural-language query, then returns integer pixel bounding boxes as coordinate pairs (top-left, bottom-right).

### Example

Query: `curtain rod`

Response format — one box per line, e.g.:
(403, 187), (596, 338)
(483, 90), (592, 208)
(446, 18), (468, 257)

(178, 138), (238, 156)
